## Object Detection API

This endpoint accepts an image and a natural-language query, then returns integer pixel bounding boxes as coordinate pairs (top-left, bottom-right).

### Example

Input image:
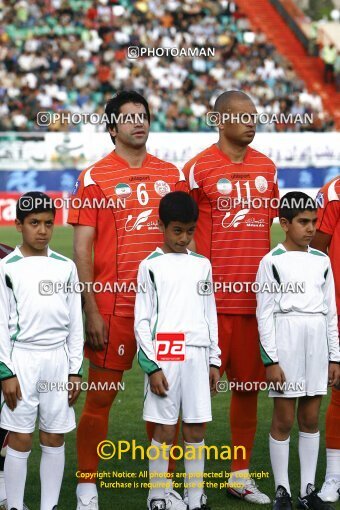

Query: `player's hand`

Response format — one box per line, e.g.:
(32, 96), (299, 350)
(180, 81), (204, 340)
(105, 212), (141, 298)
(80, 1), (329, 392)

(266, 364), (286, 393)
(328, 362), (340, 387)
(2, 376), (22, 411)
(209, 367), (220, 394)
(68, 375), (82, 406)
(85, 310), (108, 351)
(149, 370), (169, 397)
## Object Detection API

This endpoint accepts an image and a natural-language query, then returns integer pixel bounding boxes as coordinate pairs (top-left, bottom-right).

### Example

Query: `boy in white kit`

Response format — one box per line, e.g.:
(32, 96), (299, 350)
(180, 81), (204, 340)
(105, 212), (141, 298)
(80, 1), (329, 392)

(256, 192), (340, 510)
(0, 192), (84, 510)
(134, 191), (221, 510)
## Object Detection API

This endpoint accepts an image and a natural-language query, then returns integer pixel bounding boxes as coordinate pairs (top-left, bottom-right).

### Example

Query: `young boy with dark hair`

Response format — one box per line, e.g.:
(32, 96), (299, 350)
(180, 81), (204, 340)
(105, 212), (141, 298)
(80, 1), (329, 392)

(0, 191), (83, 510)
(256, 191), (340, 510)
(135, 191), (221, 510)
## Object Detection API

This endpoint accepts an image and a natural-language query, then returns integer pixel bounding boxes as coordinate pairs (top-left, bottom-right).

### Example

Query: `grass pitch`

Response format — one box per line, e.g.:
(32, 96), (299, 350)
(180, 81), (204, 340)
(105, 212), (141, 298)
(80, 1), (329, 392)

(0, 225), (336, 510)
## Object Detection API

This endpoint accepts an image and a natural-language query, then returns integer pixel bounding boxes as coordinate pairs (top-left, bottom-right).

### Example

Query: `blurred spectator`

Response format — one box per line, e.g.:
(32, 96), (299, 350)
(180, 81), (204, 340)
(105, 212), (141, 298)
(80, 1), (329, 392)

(321, 43), (337, 83)
(0, 0), (333, 132)
(334, 51), (340, 92)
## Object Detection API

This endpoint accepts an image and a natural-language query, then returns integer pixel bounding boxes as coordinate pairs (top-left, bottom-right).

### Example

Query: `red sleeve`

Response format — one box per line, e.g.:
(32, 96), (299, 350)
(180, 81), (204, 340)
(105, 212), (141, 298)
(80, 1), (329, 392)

(269, 170), (280, 219)
(316, 201), (340, 236)
(67, 177), (101, 227)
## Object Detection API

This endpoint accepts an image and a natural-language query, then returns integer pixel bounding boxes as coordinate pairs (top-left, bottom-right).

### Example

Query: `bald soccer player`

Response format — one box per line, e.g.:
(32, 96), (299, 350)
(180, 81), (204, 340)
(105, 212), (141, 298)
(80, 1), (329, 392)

(311, 176), (340, 504)
(183, 91), (280, 505)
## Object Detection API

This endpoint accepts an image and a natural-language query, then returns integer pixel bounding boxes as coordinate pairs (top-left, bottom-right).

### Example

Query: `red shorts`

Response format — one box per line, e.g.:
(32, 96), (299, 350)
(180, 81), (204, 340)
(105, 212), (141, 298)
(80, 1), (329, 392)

(218, 314), (265, 386)
(85, 315), (136, 371)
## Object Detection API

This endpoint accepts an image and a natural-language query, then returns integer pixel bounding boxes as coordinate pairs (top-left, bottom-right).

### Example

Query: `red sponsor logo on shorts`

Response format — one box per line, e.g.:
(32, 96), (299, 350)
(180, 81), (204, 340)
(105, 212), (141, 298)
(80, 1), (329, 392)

(155, 333), (185, 361)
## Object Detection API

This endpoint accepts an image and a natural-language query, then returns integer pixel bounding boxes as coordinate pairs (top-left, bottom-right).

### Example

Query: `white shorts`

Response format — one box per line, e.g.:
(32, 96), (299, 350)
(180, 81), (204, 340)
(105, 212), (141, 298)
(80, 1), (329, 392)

(143, 346), (212, 425)
(1, 344), (76, 434)
(270, 314), (329, 398)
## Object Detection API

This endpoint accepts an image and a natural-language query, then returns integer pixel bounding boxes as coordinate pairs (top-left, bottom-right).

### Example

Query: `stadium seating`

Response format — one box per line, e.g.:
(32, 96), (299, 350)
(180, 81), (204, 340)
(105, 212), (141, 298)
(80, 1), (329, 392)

(0, 0), (335, 132)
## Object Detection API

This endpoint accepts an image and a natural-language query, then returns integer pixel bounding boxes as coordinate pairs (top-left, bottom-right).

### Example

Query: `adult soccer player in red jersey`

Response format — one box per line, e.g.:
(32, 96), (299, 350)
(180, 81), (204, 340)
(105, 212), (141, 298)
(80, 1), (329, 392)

(68, 91), (187, 510)
(183, 90), (279, 505)
(311, 176), (340, 503)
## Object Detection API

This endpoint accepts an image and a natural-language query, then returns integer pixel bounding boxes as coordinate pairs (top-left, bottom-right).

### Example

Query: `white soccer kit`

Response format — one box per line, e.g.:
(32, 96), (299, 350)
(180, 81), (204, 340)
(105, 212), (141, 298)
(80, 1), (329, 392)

(134, 248), (221, 424)
(256, 243), (340, 397)
(0, 246), (84, 432)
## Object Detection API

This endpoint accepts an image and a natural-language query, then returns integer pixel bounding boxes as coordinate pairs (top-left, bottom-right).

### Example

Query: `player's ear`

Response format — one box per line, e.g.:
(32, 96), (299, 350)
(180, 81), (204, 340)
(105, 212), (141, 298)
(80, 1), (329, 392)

(279, 217), (289, 232)
(158, 219), (165, 233)
(15, 218), (23, 232)
(108, 126), (117, 138)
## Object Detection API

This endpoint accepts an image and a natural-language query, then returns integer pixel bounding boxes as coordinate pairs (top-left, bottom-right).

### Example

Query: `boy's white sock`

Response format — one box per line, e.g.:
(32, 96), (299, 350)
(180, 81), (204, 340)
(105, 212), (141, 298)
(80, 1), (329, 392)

(40, 443), (65, 510)
(299, 431), (320, 497)
(269, 434), (291, 495)
(149, 439), (171, 501)
(184, 440), (204, 510)
(325, 448), (340, 482)
(4, 446), (30, 510)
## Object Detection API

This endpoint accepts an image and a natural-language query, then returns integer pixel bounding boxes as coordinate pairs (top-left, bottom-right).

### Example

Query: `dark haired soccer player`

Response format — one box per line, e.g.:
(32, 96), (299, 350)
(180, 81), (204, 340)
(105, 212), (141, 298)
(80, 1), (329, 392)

(0, 191), (83, 510)
(311, 176), (340, 503)
(135, 191), (220, 510)
(68, 91), (188, 510)
(183, 90), (279, 504)
(257, 191), (339, 510)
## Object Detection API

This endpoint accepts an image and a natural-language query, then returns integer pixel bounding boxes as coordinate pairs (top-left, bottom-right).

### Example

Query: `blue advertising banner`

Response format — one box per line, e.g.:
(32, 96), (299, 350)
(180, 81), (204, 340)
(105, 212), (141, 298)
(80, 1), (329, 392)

(0, 167), (338, 192)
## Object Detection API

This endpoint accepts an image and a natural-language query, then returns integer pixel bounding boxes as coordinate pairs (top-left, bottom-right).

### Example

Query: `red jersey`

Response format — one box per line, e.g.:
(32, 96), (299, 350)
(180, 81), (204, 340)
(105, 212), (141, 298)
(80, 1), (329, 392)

(315, 176), (340, 313)
(183, 143), (279, 315)
(68, 150), (187, 317)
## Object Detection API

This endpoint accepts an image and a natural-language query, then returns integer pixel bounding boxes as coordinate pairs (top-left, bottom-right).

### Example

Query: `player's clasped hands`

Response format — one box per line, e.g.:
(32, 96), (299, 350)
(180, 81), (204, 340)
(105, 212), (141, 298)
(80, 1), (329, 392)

(149, 370), (169, 397)
(265, 364), (286, 393)
(2, 375), (22, 411)
(85, 309), (108, 351)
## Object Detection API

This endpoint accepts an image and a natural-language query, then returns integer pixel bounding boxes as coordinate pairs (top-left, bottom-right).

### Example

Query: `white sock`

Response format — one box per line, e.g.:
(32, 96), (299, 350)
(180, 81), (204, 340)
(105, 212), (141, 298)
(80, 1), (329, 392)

(299, 431), (320, 497)
(0, 471), (6, 501)
(184, 441), (204, 509)
(149, 439), (171, 501)
(76, 482), (98, 504)
(40, 444), (65, 510)
(229, 468), (249, 488)
(4, 446), (30, 510)
(325, 448), (340, 482)
(269, 435), (291, 495)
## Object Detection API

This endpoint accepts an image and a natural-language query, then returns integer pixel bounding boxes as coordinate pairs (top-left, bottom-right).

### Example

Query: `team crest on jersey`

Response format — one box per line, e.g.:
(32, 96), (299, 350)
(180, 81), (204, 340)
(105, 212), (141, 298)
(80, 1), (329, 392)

(154, 180), (170, 197)
(115, 183), (132, 198)
(216, 178), (232, 195)
(315, 191), (324, 208)
(255, 176), (268, 193)
(72, 180), (80, 195)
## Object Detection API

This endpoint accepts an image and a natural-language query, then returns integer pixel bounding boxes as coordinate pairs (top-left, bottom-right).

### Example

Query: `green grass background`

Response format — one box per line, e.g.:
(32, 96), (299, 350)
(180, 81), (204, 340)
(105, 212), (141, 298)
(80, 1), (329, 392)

(0, 225), (337, 510)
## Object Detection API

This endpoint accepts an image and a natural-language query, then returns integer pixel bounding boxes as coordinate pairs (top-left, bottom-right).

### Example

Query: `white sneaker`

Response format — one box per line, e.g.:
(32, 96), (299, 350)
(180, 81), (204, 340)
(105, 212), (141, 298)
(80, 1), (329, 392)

(318, 478), (340, 503)
(227, 477), (271, 504)
(183, 489), (208, 507)
(0, 500), (30, 510)
(76, 494), (99, 510)
(147, 498), (167, 510)
(165, 488), (187, 510)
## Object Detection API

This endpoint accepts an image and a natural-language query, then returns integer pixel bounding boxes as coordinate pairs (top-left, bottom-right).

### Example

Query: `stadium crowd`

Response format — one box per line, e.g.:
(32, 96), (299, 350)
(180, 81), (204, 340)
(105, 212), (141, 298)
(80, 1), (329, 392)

(0, 0), (335, 132)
